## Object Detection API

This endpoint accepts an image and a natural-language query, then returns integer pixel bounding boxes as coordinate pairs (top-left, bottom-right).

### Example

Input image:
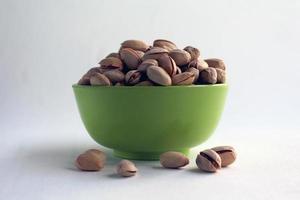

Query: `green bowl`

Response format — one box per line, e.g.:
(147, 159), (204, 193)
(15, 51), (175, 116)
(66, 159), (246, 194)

(72, 84), (228, 160)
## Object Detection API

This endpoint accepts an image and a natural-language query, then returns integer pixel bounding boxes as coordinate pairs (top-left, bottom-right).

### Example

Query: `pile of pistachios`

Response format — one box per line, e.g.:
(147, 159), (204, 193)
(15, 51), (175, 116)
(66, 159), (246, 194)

(78, 39), (226, 86)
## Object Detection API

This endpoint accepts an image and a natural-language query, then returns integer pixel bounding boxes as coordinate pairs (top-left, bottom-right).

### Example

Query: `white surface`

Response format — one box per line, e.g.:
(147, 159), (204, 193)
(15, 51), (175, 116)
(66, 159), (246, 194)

(1, 0), (300, 199)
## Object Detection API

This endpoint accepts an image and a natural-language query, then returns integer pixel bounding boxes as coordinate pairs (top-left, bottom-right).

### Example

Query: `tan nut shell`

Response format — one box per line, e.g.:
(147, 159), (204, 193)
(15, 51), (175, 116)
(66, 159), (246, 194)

(117, 160), (138, 177)
(160, 151), (189, 169)
(146, 65), (172, 86)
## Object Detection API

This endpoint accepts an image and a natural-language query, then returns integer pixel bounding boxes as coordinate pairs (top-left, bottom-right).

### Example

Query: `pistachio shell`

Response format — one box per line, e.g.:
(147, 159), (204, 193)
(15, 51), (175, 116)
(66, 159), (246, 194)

(196, 149), (221, 172)
(160, 151), (189, 169)
(153, 39), (177, 52)
(184, 46), (200, 60)
(103, 69), (125, 83)
(142, 47), (168, 60)
(125, 70), (142, 85)
(215, 68), (226, 83)
(120, 48), (144, 69)
(169, 49), (191, 66)
(186, 67), (199, 83)
(117, 160), (138, 177)
(90, 73), (111, 86)
(172, 72), (195, 85)
(138, 59), (158, 72)
(199, 67), (217, 84)
(121, 40), (149, 52)
(205, 58), (226, 70)
(99, 57), (123, 69)
(146, 65), (172, 86)
(157, 55), (177, 76)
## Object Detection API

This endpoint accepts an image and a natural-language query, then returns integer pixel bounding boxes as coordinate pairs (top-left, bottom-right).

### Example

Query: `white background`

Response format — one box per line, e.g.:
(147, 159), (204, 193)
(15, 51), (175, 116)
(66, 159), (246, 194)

(1, 0), (300, 199)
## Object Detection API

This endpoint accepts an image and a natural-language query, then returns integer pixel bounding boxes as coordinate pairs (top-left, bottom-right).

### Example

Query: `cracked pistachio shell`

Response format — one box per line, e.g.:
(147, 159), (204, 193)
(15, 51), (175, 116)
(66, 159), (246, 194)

(196, 149), (221, 172)
(120, 48), (144, 69)
(157, 55), (177, 76)
(211, 146), (236, 167)
(146, 65), (172, 86)
(186, 67), (199, 83)
(142, 47), (168, 61)
(125, 70), (142, 85)
(117, 160), (138, 177)
(172, 72), (195, 85)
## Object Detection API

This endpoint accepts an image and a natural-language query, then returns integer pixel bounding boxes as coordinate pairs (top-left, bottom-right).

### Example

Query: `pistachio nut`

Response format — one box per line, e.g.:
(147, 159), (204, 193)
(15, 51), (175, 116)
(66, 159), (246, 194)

(146, 65), (172, 86)
(90, 73), (111, 86)
(184, 46), (200, 60)
(199, 67), (217, 84)
(120, 48), (144, 69)
(172, 72), (195, 85)
(103, 69), (125, 83)
(211, 146), (236, 167)
(153, 39), (177, 52)
(142, 47), (168, 60)
(121, 40), (149, 52)
(117, 160), (138, 177)
(196, 149), (221, 172)
(125, 70), (142, 85)
(157, 55), (177, 76)
(169, 49), (191, 66)
(160, 151), (189, 169)
(138, 59), (158, 72)
(205, 58), (226, 70)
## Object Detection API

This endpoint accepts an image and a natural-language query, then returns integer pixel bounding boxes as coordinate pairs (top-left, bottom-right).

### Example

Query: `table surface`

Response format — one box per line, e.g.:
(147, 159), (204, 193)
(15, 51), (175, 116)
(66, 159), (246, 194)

(1, 124), (299, 200)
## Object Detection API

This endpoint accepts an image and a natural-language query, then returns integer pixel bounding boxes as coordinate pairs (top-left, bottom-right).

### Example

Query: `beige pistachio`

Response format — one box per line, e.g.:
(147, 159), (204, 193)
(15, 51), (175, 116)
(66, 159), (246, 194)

(215, 68), (226, 83)
(75, 149), (106, 171)
(146, 65), (172, 86)
(205, 58), (226, 70)
(125, 70), (142, 85)
(188, 59), (208, 71)
(142, 47), (168, 60)
(196, 149), (221, 172)
(153, 39), (177, 52)
(157, 55), (177, 76)
(90, 73), (111, 86)
(138, 59), (158, 72)
(106, 52), (120, 59)
(186, 67), (199, 83)
(169, 49), (191, 66)
(99, 57), (123, 70)
(120, 48), (144, 69)
(117, 160), (138, 177)
(172, 72), (195, 85)
(211, 146), (236, 167)
(160, 151), (189, 169)
(199, 67), (217, 84)
(135, 80), (154, 86)
(103, 69), (125, 83)
(121, 40), (149, 52)
(184, 46), (200, 60)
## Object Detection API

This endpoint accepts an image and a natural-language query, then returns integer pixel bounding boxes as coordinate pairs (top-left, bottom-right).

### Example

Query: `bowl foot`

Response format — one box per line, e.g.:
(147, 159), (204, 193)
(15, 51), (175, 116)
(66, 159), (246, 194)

(113, 149), (190, 160)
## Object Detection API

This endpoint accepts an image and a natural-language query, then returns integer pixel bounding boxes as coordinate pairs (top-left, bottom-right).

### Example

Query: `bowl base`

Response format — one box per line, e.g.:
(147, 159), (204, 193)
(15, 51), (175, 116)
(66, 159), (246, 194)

(113, 149), (190, 160)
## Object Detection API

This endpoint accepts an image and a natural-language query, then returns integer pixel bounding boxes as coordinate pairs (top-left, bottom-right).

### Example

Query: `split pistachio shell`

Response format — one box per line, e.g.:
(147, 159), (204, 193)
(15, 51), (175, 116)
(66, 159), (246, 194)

(103, 69), (125, 83)
(211, 146), (236, 167)
(196, 149), (221, 172)
(75, 149), (106, 171)
(120, 48), (144, 69)
(117, 160), (138, 177)
(142, 47), (168, 60)
(157, 55), (177, 76)
(172, 72), (195, 85)
(121, 40), (149, 52)
(169, 49), (191, 66)
(125, 70), (142, 85)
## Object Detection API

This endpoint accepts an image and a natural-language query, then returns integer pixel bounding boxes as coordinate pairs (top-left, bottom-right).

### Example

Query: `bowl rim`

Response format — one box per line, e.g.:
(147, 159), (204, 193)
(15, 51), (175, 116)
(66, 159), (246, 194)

(72, 83), (227, 88)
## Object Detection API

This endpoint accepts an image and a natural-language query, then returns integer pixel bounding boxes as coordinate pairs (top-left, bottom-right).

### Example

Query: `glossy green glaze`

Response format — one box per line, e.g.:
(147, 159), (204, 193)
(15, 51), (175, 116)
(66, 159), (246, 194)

(72, 84), (228, 160)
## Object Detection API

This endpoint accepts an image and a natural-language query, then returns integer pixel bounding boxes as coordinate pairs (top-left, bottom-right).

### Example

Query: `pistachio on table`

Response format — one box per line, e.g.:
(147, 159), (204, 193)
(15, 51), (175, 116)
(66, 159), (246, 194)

(117, 160), (138, 177)
(196, 149), (221, 172)
(75, 149), (106, 171)
(211, 146), (236, 167)
(160, 151), (189, 169)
